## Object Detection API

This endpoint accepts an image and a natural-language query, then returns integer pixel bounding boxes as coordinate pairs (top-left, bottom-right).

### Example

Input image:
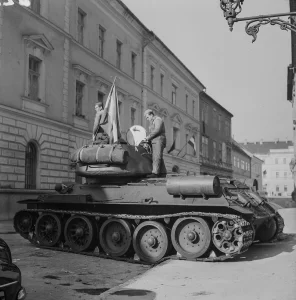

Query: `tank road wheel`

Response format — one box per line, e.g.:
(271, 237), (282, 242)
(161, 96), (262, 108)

(35, 213), (62, 247)
(255, 217), (277, 243)
(212, 219), (244, 254)
(99, 219), (133, 257)
(64, 215), (97, 252)
(14, 211), (37, 235)
(171, 217), (212, 259)
(133, 221), (170, 263)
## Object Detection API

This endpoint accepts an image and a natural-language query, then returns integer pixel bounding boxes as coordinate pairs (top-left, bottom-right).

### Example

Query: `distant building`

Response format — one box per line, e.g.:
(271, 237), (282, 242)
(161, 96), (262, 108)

(240, 140), (294, 197)
(232, 139), (252, 184)
(199, 92), (233, 178)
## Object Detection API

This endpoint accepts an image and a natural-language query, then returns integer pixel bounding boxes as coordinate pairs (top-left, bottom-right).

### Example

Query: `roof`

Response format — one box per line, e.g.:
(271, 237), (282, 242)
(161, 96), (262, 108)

(117, 0), (206, 89)
(200, 91), (233, 118)
(232, 139), (252, 158)
(239, 141), (293, 155)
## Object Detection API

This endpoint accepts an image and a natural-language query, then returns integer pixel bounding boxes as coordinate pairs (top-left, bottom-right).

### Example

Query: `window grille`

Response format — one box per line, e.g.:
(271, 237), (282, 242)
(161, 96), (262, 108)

(25, 142), (37, 189)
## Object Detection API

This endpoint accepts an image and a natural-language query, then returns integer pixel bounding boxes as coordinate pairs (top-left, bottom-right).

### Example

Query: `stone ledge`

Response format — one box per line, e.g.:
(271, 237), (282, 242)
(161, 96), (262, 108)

(22, 96), (49, 116)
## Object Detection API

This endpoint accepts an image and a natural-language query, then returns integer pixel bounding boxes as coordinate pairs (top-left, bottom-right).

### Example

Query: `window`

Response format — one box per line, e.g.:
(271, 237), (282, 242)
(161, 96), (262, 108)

(275, 158), (278, 164)
(150, 65), (154, 90)
(226, 146), (231, 163)
(213, 108), (217, 128)
(241, 161), (245, 170)
(225, 119), (230, 137)
(29, 0), (40, 13)
(116, 40), (122, 69)
(98, 26), (105, 58)
(192, 100), (195, 118)
(160, 74), (164, 97)
(202, 136), (209, 158)
(75, 81), (84, 117)
(213, 141), (216, 161)
(185, 94), (188, 113)
(284, 172), (287, 178)
(131, 52), (137, 79)
(28, 55), (41, 101)
(25, 141), (37, 189)
(276, 185), (279, 192)
(172, 84), (177, 105)
(131, 107), (136, 126)
(218, 143), (222, 162)
(97, 91), (104, 103)
(283, 158), (287, 164)
(218, 114), (222, 131)
(201, 102), (209, 124)
(284, 185), (288, 192)
(77, 9), (86, 44)
(234, 156), (236, 167)
(276, 172), (279, 178)
(173, 127), (180, 149)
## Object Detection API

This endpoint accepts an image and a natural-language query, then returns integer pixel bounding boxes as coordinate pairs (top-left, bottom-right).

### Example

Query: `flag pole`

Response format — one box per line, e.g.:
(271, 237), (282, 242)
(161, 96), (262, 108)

(177, 141), (188, 156)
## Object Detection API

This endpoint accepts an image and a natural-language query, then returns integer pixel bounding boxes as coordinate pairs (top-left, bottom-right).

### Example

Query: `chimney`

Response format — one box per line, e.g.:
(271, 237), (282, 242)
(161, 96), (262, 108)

(244, 139), (247, 145)
(286, 137), (288, 143)
(260, 139), (263, 145)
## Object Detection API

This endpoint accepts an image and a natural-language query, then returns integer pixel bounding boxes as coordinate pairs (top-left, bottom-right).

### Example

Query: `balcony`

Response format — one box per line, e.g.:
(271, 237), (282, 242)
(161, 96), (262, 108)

(199, 156), (232, 170)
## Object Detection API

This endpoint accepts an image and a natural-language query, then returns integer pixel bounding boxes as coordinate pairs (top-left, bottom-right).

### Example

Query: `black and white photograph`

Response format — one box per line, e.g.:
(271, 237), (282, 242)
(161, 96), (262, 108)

(0, 0), (295, 299)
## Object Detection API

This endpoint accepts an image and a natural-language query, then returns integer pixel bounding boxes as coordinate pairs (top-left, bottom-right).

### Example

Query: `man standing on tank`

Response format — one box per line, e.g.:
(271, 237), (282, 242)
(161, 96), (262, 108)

(93, 102), (109, 143)
(143, 109), (167, 178)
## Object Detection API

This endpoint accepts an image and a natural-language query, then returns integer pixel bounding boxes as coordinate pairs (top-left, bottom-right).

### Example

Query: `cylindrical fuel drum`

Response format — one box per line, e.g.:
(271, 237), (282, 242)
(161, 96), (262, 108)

(166, 176), (221, 196)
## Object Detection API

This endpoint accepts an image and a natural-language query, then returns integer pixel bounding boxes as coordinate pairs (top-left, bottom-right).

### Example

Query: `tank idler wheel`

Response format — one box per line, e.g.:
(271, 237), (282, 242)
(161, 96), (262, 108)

(212, 219), (244, 254)
(99, 219), (133, 257)
(171, 217), (212, 259)
(14, 211), (37, 235)
(133, 221), (170, 263)
(35, 213), (62, 247)
(255, 217), (277, 243)
(64, 215), (97, 252)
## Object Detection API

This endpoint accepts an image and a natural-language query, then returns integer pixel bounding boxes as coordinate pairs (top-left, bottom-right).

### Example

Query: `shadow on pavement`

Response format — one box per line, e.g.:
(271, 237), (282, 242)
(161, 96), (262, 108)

(233, 233), (296, 262)
(102, 288), (156, 300)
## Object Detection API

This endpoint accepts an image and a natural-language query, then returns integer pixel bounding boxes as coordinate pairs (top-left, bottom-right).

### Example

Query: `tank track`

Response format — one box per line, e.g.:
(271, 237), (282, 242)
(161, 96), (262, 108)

(14, 208), (254, 264)
(269, 212), (285, 242)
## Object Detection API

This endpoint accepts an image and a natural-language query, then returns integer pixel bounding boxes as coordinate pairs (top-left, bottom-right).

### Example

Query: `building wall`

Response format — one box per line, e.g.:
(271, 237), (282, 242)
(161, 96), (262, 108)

(257, 147), (294, 197)
(251, 156), (263, 191)
(0, 0), (205, 198)
(232, 143), (252, 181)
(199, 92), (233, 178)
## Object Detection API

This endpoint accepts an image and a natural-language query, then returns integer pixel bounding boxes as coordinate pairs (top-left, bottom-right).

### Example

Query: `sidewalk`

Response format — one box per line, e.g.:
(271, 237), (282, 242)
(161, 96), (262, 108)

(100, 208), (296, 300)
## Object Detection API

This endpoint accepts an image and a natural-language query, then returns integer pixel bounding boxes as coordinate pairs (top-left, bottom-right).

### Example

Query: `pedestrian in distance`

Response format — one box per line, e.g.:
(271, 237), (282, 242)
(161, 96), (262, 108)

(143, 109), (167, 178)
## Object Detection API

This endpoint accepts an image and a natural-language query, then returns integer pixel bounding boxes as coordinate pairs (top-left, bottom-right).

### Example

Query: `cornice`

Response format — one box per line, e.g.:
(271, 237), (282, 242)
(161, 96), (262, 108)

(0, 104), (91, 136)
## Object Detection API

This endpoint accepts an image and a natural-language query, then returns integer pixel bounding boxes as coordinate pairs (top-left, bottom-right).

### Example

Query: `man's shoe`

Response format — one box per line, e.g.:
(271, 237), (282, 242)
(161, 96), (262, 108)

(146, 173), (158, 178)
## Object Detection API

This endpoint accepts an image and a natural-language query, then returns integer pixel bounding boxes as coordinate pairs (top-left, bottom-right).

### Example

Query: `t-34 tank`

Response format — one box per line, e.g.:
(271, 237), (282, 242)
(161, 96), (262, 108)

(13, 126), (284, 263)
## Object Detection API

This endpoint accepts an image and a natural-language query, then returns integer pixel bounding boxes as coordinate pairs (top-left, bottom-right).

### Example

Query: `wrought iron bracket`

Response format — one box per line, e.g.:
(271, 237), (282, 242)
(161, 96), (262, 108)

(220, 0), (296, 42)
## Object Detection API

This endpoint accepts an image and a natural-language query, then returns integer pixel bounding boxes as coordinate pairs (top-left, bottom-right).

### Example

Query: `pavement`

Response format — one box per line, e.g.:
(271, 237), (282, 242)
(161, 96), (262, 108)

(100, 208), (296, 300)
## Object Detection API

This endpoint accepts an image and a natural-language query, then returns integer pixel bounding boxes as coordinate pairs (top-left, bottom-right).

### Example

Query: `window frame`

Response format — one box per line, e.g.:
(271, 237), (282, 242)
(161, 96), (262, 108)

(98, 26), (105, 58)
(28, 55), (41, 101)
(131, 52), (137, 79)
(116, 40), (122, 69)
(77, 8), (86, 44)
(172, 84), (177, 105)
(75, 80), (85, 118)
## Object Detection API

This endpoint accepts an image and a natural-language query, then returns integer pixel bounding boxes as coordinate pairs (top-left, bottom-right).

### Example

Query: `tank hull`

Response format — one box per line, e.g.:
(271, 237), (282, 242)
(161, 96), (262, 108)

(13, 176), (284, 264)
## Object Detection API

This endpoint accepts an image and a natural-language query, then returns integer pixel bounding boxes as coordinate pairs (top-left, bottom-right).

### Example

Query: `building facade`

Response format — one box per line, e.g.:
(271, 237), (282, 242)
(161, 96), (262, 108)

(241, 141), (294, 197)
(232, 139), (252, 183)
(199, 92), (233, 178)
(0, 0), (205, 200)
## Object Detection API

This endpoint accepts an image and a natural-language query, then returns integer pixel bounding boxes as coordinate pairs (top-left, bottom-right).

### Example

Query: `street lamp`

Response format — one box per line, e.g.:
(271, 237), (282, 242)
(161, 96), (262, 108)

(220, 0), (296, 42)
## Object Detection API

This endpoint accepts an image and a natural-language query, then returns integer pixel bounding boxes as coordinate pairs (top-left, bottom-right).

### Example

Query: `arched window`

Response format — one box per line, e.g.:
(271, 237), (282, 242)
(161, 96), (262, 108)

(172, 165), (180, 174)
(25, 141), (37, 189)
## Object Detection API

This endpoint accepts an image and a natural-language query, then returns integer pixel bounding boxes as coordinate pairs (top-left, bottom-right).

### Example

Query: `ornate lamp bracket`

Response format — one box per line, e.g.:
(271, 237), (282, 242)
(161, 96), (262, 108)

(220, 0), (296, 42)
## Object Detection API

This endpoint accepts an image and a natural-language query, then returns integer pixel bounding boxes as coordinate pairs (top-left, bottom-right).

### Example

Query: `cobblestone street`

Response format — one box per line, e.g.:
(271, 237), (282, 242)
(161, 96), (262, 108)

(0, 221), (150, 300)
